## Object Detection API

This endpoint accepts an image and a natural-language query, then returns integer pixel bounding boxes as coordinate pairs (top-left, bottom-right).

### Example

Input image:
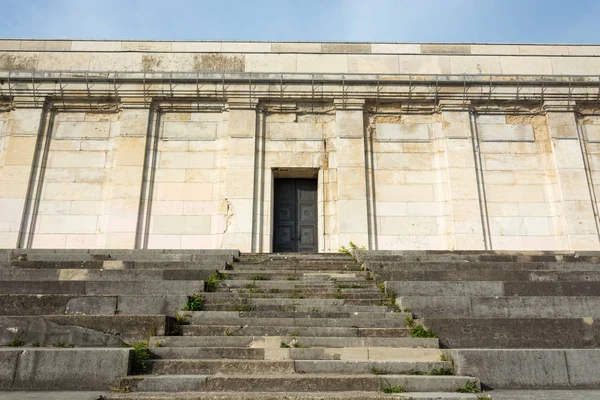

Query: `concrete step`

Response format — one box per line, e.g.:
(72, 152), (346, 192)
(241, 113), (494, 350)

(221, 271), (369, 280)
(356, 250), (600, 263)
(0, 280), (203, 295)
(211, 291), (385, 301)
(375, 269), (600, 282)
(179, 310), (394, 320)
(181, 325), (412, 338)
(149, 336), (440, 349)
(201, 304), (394, 318)
(122, 374), (479, 393)
(104, 391), (482, 400)
(202, 299), (385, 311)
(146, 359), (453, 375)
(387, 281), (600, 297)
(178, 316), (408, 328)
(221, 280), (375, 289)
(180, 310), (404, 321)
(423, 317), (600, 348)
(399, 296), (600, 318)
(3, 260), (228, 270)
(0, 268), (211, 281)
(150, 347), (442, 361)
(0, 294), (187, 315)
(0, 315), (167, 346)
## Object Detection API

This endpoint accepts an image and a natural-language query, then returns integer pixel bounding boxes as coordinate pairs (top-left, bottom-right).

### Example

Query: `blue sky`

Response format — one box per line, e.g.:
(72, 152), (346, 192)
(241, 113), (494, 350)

(1, 0), (600, 44)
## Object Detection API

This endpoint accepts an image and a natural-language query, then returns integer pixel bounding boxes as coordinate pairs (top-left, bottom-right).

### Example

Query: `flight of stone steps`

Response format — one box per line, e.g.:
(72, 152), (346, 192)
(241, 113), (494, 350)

(108, 253), (484, 399)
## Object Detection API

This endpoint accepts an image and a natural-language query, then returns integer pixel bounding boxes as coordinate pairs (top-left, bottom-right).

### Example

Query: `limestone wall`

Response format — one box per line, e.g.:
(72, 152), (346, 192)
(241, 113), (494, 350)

(1, 40), (599, 251)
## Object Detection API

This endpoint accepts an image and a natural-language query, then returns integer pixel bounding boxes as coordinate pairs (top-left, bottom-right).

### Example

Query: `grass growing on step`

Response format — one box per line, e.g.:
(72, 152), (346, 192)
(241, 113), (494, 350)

(405, 315), (414, 328)
(370, 366), (390, 375)
(175, 315), (190, 325)
(430, 368), (454, 376)
(456, 381), (481, 394)
(378, 283), (385, 293)
(280, 342), (290, 348)
(7, 335), (25, 347)
(334, 288), (344, 299)
(477, 395), (493, 400)
(204, 271), (228, 292)
(338, 241), (365, 262)
(131, 342), (152, 375)
(250, 275), (268, 281)
(228, 298), (255, 312)
(440, 352), (451, 362)
(287, 276), (300, 281)
(381, 385), (406, 394)
(411, 325), (437, 339)
(182, 293), (205, 312)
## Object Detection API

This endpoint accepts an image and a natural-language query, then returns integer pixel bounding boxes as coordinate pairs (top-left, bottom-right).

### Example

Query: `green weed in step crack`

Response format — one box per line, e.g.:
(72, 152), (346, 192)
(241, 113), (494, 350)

(381, 385), (406, 394)
(411, 325), (437, 339)
(338, 241), (365, 262)
(405, 315), (414, 328)
(52, 342), (74, 348)
(228, 298), (255, 312)
(131, 342), (152, 375)
(182, 293), (205, 312)
(204, 271), (228, 292)
(280, 342), (290, 348)
(287, 276), (300, 281)
(370, 366), (390, 375)
(440, 352), (452, 362)
(7, 335), (25, 347)
(456, 381), (481, 394)
(430, 368), (454, 376)
(378, 283), (385, 293)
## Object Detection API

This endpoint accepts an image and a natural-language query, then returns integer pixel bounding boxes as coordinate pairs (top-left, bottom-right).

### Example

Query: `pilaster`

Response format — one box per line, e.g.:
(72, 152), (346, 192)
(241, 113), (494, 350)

(440, 102), (487, 250)
(334, 99), (369, 248)
(545, 105), (600, 250)
(222, 98), (258, 252)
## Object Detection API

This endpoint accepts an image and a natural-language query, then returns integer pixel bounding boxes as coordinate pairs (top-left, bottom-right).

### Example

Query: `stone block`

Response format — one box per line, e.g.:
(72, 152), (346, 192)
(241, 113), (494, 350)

(151, 215), (211, 235)
(12, 348), (130, 390)
(551, 57), (600, 75)
(6, 110), (42, 136)
(421, 44), (471, 54)
(297, 54), (348, 73)
(36, 52), (91, 70)
(376, 123), (431, 141)
(245, 54), (297, 72)
(158, 152), (215, 169)
(37, 215), (98, 234)
(322, 43), (371, 53)
(347, 55), (398, 73)
(371, 44), (421, 53)
(271, 43), (322, 53)
(0, 52), (38, 70)
(477, 124), (535, 142)
(88, 53), (143, 71)
(43, 182), (103, 201)
(142, 53), (195, 72)
(379, 216), (439, 235)
(65, 296), (117, 315)
(398, 55), (451, 74)
(0, 350), (20, 389)
(161, 121), (217, 140)
(500, 56), (553, 75)
(47, 151), (106, 169)
(70, 41), (122, 51)
(449, 55), (502, 74)
(453, 349), (572, 389)
(194, 54), (244, 72)
(267, 122), (323, 140)
(154, 182), (213, 201)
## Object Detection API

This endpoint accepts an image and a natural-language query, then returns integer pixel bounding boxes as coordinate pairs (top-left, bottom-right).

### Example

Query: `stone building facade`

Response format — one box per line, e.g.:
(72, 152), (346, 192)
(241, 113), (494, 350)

(1, 40), (600, 252)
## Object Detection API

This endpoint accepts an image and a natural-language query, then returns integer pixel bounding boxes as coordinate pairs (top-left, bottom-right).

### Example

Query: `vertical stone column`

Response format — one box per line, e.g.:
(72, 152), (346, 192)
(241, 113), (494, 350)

(334, 99), (369, 248)
(222, 99), (257, 252)
(546, 107), (600, 250)
(105, 109), (150, 249)
(441, 105), (487, 250)
(0, 108), (45, 248)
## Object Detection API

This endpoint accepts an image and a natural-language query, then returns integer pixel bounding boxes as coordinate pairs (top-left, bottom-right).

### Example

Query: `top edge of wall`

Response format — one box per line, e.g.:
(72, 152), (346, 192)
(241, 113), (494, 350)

(1, 40), (600, 56)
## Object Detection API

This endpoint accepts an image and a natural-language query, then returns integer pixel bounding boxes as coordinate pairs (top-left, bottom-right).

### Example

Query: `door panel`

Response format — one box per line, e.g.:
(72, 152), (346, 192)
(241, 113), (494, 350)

(273, 179), (317, 253)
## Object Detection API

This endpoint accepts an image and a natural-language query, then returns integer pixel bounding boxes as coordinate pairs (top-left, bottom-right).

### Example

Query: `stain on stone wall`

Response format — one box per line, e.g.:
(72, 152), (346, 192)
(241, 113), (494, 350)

(193, 54), (245, 73)
(0, 53), (38, 70)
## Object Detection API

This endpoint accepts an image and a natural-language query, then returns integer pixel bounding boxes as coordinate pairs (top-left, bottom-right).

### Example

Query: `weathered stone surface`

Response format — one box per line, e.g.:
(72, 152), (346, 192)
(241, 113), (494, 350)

(11, 348), (130, 390)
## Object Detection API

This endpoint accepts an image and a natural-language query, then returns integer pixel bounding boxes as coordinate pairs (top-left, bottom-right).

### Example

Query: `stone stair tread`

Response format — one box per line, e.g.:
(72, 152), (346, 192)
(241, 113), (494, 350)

(179, 317), (406, 327)
(149, 336), (439, 349)
(105, 391), (482, 400)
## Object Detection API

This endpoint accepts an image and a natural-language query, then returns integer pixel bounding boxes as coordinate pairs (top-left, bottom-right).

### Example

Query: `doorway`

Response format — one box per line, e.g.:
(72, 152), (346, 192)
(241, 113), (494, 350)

(273, 179), (318, 252)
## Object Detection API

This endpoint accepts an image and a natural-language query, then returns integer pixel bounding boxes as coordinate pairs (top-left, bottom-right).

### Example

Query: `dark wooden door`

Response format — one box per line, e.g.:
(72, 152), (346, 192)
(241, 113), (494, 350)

(273, 179), (317, 253)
